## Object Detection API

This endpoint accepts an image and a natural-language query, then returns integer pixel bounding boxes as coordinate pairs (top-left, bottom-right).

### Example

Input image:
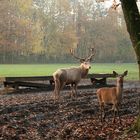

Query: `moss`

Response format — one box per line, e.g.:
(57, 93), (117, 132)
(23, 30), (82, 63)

(133, 115), (140, 137)
(126, 115), (140, 138)
(137, 42), (140, 46)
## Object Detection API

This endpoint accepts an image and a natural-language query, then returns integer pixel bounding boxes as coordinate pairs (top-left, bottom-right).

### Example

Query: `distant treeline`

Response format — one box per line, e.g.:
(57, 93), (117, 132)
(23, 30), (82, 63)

(0, 0), (136, 64)
(0, 50), (136, 64)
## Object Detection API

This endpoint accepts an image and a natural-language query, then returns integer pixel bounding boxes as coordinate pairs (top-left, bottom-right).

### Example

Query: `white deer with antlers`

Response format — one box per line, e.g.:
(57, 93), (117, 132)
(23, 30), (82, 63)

(96, 70), (128, 123)
(53, 48), (95, 100)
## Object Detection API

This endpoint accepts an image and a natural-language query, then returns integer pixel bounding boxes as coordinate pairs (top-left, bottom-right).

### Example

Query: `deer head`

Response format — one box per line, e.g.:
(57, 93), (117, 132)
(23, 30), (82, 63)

(113, 70), (128, 85)
(70, 48), (95, 69)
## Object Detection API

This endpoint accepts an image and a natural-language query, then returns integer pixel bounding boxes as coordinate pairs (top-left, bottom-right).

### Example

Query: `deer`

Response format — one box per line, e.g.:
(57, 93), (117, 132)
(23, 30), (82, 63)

(96, 70), (128, 123)
(53, 48), (95, 100)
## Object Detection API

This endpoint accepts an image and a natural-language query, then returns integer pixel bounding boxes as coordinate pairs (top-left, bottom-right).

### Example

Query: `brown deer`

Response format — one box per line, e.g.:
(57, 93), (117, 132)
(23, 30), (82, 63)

(96, 70), (128, 123)
(53, 48), (95, 100)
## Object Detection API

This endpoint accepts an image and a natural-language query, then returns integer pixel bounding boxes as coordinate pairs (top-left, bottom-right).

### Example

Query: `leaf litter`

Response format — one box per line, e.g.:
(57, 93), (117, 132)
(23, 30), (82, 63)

(0, 83), (139, 140)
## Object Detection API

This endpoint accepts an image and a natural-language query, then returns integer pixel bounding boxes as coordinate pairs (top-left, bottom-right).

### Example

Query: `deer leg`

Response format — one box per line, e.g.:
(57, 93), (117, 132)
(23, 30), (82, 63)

(108, 107), (114, 120)
(73, 84), (78, 98)
(112, 104), (121, 124)
(60, 81), (65, 90)
(57, 81), (66, 100)
(69, 83), (78, 99)
(54, 79), (60, 100)
(116, 105), (121, 124)
(70, 84), (75, 98)
(53, 80), (57, 100)
(100, 105), (103, 122)
(112, 104), (117, 123)
(100, 103), (105, 122)
(102, 106), (106, 120)
(113, 110), (116, 123)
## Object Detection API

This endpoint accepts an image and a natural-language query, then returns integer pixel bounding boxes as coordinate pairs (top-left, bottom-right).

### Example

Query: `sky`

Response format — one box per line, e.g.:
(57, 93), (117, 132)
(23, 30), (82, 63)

(102, 0), (120, 9)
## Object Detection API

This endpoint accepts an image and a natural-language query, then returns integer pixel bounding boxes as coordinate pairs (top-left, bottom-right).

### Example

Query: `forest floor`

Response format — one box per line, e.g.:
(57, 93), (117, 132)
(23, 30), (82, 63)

(0, 80), (139, 140)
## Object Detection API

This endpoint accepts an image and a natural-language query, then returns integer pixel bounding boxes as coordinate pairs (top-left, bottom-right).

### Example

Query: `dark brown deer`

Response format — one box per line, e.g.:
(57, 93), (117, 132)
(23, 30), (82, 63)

(53, 48), (95, 100)
(96, 70), (128, 123)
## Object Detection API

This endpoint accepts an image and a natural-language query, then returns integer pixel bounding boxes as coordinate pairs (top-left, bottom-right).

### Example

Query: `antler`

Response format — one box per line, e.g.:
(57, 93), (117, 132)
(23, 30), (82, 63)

(86, 48), (96, 61)
(70, 49), (85, 62)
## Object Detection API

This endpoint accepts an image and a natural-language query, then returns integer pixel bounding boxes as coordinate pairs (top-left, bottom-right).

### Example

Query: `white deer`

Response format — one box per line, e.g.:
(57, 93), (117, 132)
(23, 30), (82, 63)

(53, 48), (95, 100)
(96, 70), (128, 123)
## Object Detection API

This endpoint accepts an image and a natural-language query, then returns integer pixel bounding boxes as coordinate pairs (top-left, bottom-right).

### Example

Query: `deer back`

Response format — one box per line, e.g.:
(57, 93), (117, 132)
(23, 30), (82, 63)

(97, 87), (117, 104)
(53, 67), (82, 83)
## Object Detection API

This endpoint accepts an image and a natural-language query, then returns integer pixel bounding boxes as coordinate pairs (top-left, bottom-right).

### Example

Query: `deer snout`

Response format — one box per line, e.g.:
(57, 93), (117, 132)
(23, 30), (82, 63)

(89, 66), (91, 69)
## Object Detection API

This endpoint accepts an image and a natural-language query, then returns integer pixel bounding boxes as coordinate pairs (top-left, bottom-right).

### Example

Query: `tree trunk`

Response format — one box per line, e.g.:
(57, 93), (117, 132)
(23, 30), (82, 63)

(121, 0), (140, 80)
(120, 0), (140, 135)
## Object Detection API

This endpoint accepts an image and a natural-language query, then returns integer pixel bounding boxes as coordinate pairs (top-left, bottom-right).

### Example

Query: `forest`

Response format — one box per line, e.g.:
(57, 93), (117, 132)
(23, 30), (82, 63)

(0, 1), (140, 139)
(0, 0), (136, 64)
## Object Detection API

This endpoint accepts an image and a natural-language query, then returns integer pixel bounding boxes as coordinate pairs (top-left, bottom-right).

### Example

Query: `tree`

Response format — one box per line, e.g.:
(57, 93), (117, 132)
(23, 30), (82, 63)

(117, 0), (140, 135)
(97, 0), (140, 78)
(120, 0), (140, 80)
(0, 0), (136, 63)
(113, 0), (140, 135)
(97, 0), (140, 135)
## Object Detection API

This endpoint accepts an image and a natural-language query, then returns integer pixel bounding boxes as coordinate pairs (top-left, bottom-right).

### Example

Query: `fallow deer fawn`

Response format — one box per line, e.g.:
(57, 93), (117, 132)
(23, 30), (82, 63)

(96, 70), (128, 123)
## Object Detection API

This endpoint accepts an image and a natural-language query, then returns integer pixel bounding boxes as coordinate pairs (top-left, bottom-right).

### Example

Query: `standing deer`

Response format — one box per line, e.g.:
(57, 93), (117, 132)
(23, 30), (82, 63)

(96, 70), (128, 123)
(53, 48), (95, 100)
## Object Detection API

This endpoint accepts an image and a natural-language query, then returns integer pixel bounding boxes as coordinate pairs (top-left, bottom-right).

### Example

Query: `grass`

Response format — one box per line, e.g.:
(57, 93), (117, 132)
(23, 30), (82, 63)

(0, 63), (139, 80)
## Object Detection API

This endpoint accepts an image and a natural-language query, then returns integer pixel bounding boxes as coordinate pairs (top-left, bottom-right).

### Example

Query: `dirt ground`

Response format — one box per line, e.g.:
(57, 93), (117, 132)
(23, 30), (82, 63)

(0, 80), (139, 140)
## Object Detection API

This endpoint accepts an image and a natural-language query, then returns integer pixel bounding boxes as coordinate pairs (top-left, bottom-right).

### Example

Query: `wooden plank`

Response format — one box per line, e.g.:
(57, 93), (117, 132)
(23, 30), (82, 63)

(4, 81), (50, 88)
(5, 73), (115, 82)
(4, 81), (115, 91)
(5, 76), (53, 81)
(4, 81), (54, 90)
(87, 73), (115, 79)
(3, 73), (115, 91)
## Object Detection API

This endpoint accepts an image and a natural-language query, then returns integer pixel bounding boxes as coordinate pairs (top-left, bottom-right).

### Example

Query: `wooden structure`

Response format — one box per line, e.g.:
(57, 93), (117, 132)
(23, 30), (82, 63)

(3, 73), (115, 91)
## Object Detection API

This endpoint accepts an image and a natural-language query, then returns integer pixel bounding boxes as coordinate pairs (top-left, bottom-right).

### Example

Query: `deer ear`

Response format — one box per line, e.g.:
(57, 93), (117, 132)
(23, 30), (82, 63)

(113, 71), (118, 76)
(123, 70), (128, 76)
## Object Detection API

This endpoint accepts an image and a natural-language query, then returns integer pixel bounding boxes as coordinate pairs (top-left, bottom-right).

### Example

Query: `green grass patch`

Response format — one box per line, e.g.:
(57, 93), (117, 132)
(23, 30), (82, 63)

(0, 63), (138, 80)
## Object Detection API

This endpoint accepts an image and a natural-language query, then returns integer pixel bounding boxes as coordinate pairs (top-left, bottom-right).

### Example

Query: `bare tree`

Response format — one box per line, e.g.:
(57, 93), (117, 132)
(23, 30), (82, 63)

(120, 0), (140, 80)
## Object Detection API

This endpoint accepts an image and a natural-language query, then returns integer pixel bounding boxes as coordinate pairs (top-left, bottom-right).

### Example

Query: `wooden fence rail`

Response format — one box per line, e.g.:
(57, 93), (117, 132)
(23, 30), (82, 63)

(3, 73), (116, 90)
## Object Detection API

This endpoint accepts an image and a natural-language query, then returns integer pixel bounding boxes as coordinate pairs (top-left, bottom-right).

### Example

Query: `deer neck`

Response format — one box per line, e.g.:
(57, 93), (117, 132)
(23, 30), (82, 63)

(79, 65), (89, 78)
(116, 80), (123, 100)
